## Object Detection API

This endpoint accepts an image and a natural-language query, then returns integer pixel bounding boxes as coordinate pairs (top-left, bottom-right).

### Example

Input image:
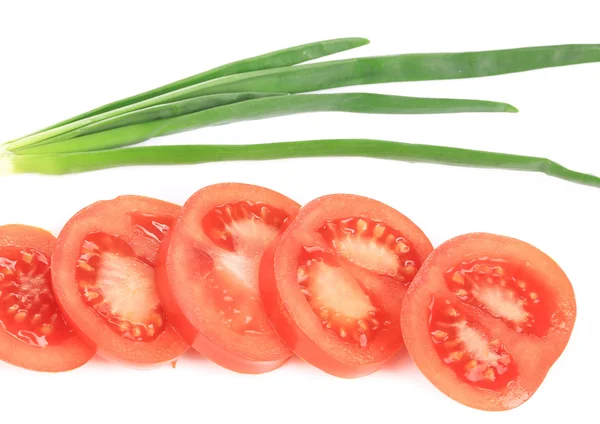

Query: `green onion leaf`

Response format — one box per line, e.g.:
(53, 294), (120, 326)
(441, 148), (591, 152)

(7, 44), (600, 153)
(27, 92), (285, 144)
(189, 44), (600, 95)
(13, 93), (517, 155)
(17, 37), (370, 134)
(2, 139), (597, 190)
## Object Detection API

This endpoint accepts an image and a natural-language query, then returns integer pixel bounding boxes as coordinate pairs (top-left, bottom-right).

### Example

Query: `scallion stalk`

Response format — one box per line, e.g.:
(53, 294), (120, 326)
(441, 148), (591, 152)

(2, 139), (597, 190)
(7, 43), (600, 153)
(14, 93), (516, 155)
(16, 37), (369, 135)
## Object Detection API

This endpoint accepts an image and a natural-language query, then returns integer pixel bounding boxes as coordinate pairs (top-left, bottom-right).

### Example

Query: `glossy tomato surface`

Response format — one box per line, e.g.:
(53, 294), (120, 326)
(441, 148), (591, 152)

(401, 233), (576, 411)
(259, 194), (433, 378)
(52, 196), (188, 365)
(0, 225), (94, 371)
(156, 183), (300, 374)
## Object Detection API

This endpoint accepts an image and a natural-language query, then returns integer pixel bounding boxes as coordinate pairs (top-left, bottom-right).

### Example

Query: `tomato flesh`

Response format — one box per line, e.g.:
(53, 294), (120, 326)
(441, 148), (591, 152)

(0, 225), (94, 372)
(52, 196), (188, 365)
(156, 183), (301, 374)
(401, 233), (576, 411)
(260, 194), (434, 378)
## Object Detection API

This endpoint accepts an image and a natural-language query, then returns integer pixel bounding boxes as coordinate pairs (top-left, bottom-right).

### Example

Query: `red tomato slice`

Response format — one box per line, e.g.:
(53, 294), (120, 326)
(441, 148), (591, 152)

(401, 233), (576, 411)
(52, 196), (188, 365)
(156, 183), (300, 374)
(0, 225), (94, 371)
(259, 194), (433, 378)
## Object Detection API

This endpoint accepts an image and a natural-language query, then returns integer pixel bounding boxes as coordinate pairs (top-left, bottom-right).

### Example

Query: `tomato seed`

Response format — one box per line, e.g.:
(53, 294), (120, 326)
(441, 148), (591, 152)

(14, 311), (27, 322)
(447, 351), (464, 361)
(373, 224), (386, 238)
(31, 313), (42, 325)
(77, 260), (94, 273)
(452, 273), (465, 285)
(465, 360), (478, 371)
(40, 323), (53, 335)
(482, 368), (496, 381)
(356, 219), (368, 234)
(22, 251), (34, 264)
(385, 234), (396, 246)
(432, 330), (448, 342)
(395, 242), (410, 254)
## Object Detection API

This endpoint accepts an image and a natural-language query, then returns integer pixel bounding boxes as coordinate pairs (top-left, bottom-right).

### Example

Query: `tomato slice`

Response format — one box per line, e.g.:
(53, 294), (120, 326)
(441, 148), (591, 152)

(52, 196), (188, 365)
(259, 194), (433, 377)
(400, 233), (576, 411)
(156, 183), (300, 374)
(0, 225), (94, 371)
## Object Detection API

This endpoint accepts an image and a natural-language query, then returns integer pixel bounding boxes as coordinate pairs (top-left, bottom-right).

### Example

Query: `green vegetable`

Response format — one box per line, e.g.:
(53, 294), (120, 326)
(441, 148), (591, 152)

(2, 139), (597, 189)
(7, 43), (600, 153)
(29, 92), (284, 144)
(13, 93), (517, 155)
(24, 37), (369, 133)
(158, 44), (600, 97)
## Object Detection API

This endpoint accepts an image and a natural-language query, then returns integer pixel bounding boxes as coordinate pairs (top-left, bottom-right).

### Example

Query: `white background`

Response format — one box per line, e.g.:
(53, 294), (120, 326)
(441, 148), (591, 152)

(1, 0), (599, 422)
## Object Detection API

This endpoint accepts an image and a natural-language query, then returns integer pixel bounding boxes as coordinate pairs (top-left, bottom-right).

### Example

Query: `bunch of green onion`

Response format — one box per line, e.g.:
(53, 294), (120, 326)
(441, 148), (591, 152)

(1, 37), (599, 189)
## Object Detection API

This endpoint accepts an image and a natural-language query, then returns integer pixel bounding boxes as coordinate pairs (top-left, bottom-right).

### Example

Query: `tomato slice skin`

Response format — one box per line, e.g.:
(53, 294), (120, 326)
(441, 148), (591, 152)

(156, 183), (301, 374)
(400, 233), (576, 411)
(259, 194), (434, 378)
(52, 196), (188, 366)
(0, 225), (94, 372)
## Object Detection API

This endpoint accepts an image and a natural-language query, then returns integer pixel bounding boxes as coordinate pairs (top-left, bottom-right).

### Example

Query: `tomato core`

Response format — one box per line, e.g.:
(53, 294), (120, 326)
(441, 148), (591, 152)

(444, 258), (559, 337)
(298, 247), (394, 348)
(200, 201), (293, 336)
(428, 296), (518, 390)
(76, 233), (166, 342)
(293, 216), (423, 348)
(319, 217), (420, 282)
(202, 201), (290, 253)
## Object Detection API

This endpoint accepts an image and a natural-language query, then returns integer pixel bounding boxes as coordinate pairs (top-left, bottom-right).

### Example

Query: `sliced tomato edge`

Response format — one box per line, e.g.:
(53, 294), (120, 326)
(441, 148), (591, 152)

(261, 194), (435, 378)
(156, 183), (301, 374)
(51, 196), (189, 366)
(259, 235), (387, 378)
(156, 223), (291, 374)
(0, 224), (95, 372)
(400, 232), (577, 411)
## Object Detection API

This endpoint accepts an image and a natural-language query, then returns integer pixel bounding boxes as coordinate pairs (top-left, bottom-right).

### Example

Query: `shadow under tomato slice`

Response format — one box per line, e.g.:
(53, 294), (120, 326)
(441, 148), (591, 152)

(156, 183), (301, 374)
(51, 196), (188, 366)
(400, 233), (576, 411)
(259, 194), (434, 378)
(0, 224), (94, 372)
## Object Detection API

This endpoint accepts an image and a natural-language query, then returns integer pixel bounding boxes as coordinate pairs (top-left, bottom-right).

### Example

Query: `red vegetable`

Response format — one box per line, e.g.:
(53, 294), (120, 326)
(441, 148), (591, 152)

(260, 194), (433, 377)
(401, 233), (576, 410)
(0, 224), (94, 371)
(52, 196), (188, 365)
(156, 183), (300, 373)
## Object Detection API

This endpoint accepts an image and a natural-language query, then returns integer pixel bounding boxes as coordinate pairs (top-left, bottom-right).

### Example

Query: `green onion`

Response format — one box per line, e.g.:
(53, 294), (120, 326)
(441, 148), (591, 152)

(2, 139), (597, 190)
(26, 92), (284, 145)
(22, 37), (370, 133)
(184, 44), (600, 96)
(7, 43), (600, 153)
(14, 93), (517, 155)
